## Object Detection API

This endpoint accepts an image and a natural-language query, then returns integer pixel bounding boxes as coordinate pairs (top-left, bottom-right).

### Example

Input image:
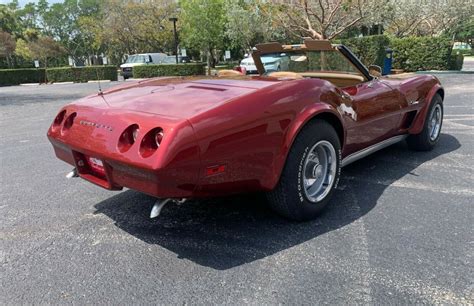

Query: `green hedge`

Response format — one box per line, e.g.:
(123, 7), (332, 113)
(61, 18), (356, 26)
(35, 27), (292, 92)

(133, 63), (205, 78)
(0, 68), (46, 85)
(339, 35), (461, 72)
(46, 66), (118, 82)
(341, 35), (391, 67)
(448, 53), (464, 70)
(390, 36), (455, 71)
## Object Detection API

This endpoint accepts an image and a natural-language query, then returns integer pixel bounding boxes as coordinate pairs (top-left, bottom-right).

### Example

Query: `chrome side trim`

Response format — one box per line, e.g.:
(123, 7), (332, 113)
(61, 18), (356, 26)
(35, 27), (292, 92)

(341, 135), (408, 167)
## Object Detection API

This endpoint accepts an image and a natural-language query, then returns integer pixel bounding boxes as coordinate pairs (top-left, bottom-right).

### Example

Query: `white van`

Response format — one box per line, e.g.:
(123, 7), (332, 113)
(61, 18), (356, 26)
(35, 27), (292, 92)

(120, 53), (168, 79)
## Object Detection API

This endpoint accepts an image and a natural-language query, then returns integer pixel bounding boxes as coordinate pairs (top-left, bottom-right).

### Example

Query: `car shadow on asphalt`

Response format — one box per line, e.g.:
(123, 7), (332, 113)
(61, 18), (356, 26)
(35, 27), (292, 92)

(94, 133), (460, 270)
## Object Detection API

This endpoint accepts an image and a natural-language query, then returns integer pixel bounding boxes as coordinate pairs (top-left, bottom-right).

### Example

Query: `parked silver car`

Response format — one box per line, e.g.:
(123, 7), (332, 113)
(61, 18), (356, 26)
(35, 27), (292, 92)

(120, 53), (168, 79)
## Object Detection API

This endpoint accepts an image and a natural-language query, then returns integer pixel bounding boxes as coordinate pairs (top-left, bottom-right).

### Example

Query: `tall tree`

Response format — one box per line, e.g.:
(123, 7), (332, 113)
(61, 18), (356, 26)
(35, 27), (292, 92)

(0, 3), (22, 36)
(0, 31), (16, 67)
(39, 0), (102, 63)
(28, 36), (65, 68)
(180, 0), (226, 73)
(81, 0), (177, 65)
(225, 0), (264, 52)
(383, 0), (473, 37)
(268, 0), (382, 40)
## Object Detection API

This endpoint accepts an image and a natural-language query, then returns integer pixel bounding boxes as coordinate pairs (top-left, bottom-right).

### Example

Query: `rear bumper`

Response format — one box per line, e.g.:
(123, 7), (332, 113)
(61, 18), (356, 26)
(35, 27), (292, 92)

(121, 68), (133, 78)
(49, 138), (197, 198)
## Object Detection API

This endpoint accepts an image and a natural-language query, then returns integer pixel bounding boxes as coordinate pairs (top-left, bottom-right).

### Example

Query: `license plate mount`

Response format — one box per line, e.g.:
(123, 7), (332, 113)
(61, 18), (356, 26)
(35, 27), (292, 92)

(86, 155), (106, 177)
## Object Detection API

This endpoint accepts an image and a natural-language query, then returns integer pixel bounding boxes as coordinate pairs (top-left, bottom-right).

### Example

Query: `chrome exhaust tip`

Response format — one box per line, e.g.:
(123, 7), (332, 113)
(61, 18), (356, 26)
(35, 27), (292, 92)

(150, 198), (171, 218)
(66, 168), (79, 179)
(150, 198), (187, 218)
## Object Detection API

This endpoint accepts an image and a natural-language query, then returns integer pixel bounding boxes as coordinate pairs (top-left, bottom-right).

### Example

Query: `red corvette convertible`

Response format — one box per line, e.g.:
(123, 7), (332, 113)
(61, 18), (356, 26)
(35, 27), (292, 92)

(48, 40), (444, 221)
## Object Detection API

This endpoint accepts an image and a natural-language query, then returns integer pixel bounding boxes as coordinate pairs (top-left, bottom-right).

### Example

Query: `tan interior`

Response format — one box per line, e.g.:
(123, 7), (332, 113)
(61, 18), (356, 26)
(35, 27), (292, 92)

(268, 71), (364, 87)
(217, 69), (244, 77)
(266, 71), (304, 80)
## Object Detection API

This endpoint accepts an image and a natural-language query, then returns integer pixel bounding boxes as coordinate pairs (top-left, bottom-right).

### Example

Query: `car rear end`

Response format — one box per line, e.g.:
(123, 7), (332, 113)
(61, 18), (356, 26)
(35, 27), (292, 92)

(121, 66), (133, 79)
(47, 76), (283, 198)
(47, 103), (200, 198)
(240, 58), (258, 74)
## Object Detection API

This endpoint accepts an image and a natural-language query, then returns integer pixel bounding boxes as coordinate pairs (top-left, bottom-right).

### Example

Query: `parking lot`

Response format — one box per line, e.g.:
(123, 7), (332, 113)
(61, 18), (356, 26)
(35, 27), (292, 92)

(1, 73), (473, 304)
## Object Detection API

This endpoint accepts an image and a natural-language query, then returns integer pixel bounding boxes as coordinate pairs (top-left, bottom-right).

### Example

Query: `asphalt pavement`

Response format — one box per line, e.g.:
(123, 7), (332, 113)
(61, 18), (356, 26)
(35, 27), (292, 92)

(1, 75), (473, 304)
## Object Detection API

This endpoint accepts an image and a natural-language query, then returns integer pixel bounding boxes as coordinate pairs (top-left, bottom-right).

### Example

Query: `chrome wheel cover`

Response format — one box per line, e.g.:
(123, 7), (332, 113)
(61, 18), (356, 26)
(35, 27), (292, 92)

(428, 104), (442, 141)
(302, 140), (337, 203)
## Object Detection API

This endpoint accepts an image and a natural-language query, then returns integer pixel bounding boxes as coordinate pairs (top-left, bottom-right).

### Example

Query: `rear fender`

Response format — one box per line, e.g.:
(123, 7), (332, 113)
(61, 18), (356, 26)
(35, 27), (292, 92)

(409, 83), (444, 134)
(269, 103), (344, 189)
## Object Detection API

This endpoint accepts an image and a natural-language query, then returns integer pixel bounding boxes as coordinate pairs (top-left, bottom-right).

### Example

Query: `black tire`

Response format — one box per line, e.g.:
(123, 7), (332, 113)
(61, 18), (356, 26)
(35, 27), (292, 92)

(407, 93), (443, 151)
(267, 119), (341, 221)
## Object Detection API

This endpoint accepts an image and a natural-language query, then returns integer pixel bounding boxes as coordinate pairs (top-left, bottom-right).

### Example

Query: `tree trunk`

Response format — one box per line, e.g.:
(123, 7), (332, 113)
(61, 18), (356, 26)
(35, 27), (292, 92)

(206, 48), (211, 76)
(6, 55), (12, 69)
(209, 48), (217, 68)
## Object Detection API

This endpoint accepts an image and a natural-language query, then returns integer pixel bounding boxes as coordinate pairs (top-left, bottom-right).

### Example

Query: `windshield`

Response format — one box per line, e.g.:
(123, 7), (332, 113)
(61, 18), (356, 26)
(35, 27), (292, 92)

(125, 55), (147, 63)
(260, 50), (362, 76)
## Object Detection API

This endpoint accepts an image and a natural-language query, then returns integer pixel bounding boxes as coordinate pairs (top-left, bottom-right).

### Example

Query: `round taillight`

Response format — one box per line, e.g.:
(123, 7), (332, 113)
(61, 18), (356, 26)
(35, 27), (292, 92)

(61, 112), (76, 133)
(53, 110), (67, 127)
(118, 124), (139, 152)
(140, 128), (164, 158)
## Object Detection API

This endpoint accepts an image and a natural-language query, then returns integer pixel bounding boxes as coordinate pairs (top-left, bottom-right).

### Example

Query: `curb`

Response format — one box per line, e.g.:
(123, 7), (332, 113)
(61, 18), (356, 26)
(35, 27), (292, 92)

(88, 80), (111, 83)
(415, 70), (474, 74)
(52, 81), (74, 85)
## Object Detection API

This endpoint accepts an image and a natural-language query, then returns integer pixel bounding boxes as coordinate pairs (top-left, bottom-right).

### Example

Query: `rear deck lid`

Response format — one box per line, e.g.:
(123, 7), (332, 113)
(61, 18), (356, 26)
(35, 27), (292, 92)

(90, 77), (279, 118)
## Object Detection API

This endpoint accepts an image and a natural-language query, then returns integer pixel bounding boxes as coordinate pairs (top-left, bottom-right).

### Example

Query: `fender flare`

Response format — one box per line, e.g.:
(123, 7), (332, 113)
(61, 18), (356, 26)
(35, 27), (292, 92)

(267, 103), (345, 190)
(409, 83), (444, 135)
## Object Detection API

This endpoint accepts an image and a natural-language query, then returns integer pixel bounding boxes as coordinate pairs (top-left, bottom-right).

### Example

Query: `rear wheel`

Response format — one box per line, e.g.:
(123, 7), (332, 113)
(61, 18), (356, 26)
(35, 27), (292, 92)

(267, 120), (341, 221)
(407, 94), (443, 151)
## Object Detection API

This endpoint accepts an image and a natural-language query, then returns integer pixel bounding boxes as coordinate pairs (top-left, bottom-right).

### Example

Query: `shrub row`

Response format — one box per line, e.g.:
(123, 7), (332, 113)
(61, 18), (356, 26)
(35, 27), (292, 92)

(340, 35), (391, 67)
(390, 36), (455, 71)
(341, 35), (462, 72)
(133, 63), (206, 78)
(46, 66), (118, 83)
(0, 66), (118, 85)
(448, 53), (464, 70)
(0, 68), (46, 85)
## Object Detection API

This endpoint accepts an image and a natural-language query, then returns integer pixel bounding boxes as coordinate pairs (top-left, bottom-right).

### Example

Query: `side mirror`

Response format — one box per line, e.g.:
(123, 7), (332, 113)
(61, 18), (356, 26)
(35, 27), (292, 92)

(368, 65), (382, 77)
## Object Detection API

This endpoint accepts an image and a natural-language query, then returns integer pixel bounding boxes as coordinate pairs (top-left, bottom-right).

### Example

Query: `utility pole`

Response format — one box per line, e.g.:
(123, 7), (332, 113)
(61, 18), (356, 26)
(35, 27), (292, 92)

(169, 17), (178, 64)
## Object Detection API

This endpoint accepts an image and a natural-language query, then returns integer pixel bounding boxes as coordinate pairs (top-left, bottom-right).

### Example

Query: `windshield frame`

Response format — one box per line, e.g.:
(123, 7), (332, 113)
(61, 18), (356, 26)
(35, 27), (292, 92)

(251, 41), (372, 81)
